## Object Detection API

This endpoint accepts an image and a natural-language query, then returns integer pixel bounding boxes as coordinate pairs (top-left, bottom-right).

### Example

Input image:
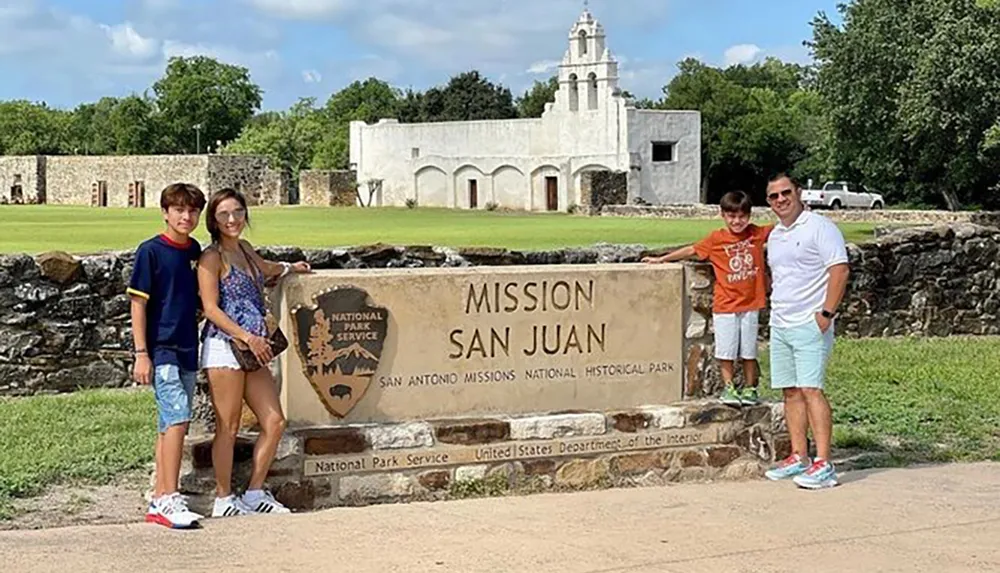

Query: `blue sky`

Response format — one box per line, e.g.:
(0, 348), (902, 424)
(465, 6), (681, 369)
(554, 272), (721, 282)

(0, 0), (844, 111)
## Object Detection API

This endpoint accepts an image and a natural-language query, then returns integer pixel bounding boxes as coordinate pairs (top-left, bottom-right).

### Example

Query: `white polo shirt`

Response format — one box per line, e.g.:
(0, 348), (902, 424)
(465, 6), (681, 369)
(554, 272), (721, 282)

(766, 210), (849, 328)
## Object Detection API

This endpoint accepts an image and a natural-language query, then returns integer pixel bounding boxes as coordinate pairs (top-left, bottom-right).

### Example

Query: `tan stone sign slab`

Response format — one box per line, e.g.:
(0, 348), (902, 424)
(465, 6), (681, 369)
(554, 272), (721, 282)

(303, 426), (719, 477)
(277, 263), (684, 425)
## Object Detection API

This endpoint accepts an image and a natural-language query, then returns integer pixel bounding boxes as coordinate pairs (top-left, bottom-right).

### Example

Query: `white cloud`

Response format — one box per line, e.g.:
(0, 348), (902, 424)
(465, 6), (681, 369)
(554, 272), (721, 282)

(245, 0), (355, 19)
(4, 0), (819, 113)
(366, 13), (453, 50)
(526, 60), (560, 75)
(0, 0), (291, 106)
(247, 0), (669, 86)
(723, 43), (762, 67)
(102, 22), (159, 59)
(162, 40), (282, 83)
(619, 58), (675, 99)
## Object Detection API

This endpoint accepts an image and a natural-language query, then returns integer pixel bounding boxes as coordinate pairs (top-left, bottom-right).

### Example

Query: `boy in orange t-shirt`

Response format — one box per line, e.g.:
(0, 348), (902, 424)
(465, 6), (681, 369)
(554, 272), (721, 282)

(642, 190), (773, 406)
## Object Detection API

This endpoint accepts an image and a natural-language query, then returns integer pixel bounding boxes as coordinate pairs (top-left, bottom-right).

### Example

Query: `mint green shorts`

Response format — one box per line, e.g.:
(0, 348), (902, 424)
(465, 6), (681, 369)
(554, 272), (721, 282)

(769, 320), (835, 389)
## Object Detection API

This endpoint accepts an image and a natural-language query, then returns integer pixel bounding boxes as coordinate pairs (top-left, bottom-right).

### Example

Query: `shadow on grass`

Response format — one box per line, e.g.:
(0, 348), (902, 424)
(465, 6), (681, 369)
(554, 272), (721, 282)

(829, 427), (1000, 485)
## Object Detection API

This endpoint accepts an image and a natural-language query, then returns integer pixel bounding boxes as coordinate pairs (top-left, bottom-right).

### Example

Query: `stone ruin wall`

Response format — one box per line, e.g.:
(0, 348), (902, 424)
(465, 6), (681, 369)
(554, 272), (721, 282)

(579, 170), (627, 214)
(206, 155), (288, 206)
(602, 204), (1000, 227)
(261, 169), (291, 206)
(1, 154), (285, 208)
(44, 155), (212, 207)
(0, 222), (997, 398)
(0, 156), (46, 204)
(299, 169), (358, 207)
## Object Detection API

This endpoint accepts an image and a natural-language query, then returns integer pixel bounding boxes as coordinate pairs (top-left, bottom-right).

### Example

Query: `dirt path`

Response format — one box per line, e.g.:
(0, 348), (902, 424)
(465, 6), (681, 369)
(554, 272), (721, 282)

(0, 471), (149, 532)
(2, 462), (999, 573)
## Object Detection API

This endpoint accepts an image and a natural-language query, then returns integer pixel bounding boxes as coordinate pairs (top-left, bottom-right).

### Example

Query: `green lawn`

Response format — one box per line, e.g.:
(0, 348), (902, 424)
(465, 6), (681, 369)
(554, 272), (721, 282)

(0, 389), (154, 519)
(760, 336), (1000, 464)
(0, 205), (879, 254)
(2, 336), (998, 518)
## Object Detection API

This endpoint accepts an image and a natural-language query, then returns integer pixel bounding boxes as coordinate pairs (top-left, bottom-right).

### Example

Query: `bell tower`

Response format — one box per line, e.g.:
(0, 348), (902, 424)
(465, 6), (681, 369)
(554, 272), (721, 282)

(557, 6), (620, 113)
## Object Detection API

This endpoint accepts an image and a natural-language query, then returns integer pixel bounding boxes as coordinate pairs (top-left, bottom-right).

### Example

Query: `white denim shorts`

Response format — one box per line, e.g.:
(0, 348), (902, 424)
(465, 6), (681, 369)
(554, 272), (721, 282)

(200, 336), (241, 370)
(713, 310), (760, 360)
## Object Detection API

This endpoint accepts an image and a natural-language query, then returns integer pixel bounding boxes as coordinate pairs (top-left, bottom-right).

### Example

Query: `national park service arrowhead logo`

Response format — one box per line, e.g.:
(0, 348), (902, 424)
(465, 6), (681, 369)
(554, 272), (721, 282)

(292, 287), (389, 418)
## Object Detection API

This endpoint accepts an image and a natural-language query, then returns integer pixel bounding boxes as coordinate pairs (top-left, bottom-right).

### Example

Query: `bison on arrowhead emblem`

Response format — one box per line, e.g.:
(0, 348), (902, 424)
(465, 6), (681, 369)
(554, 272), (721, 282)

(292, 286), (389, 418)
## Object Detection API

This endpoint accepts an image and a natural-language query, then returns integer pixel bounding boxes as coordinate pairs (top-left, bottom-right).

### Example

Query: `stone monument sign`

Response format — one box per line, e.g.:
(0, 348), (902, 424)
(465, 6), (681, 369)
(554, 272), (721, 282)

(277, 264), (684, 425)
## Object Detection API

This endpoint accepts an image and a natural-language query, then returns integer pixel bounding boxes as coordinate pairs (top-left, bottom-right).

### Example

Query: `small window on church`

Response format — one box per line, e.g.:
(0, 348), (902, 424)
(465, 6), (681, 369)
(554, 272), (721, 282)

(411, 147), (420, 158)
(579, 30), (588, 56)
(652, 142), (675, 163)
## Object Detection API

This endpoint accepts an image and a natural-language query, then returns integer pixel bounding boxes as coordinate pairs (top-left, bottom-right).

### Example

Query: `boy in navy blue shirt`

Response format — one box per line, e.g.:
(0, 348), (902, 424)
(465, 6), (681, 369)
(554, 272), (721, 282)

(128, 182), (207, 529)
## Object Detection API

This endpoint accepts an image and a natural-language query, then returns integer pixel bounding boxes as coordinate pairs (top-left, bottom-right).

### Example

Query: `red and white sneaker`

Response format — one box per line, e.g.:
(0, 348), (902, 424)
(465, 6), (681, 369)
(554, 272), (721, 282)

(146, 493), (203, 529)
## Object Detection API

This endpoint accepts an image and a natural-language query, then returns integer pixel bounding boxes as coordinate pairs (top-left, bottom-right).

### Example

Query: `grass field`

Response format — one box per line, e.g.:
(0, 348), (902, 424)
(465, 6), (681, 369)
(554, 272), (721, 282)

(0, 389), (153, 519)
(2, 336), (998, 519)
(0, 205), (879, 254)
(761, 337), (1000, 464)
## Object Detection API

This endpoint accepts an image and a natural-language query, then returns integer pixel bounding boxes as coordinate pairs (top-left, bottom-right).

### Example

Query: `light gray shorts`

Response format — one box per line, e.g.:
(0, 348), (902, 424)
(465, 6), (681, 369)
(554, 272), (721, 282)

(713, 311), (759, 361)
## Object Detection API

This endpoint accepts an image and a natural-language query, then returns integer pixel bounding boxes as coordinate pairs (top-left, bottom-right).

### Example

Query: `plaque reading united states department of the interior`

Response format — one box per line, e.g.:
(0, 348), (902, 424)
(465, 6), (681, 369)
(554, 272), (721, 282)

(277, 263), (685, 425)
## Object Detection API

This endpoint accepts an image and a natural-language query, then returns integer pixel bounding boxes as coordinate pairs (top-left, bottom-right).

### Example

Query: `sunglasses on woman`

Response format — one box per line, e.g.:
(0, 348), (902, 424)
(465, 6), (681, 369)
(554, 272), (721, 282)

(215, 207), (247, 222)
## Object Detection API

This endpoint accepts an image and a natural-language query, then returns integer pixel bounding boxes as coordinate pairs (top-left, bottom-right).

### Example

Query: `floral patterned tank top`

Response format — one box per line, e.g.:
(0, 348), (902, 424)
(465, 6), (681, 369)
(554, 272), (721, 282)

(201, 247), (267, 342)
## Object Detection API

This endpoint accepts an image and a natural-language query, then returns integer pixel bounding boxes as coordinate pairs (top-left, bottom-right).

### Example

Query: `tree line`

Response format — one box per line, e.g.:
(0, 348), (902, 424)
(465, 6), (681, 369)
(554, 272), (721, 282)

(2, 0), (998, 209)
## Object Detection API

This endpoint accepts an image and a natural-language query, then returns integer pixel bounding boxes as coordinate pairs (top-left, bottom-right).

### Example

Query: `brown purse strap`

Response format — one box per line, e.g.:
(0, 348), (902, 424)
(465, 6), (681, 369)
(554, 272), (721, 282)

(237, 241), (265, 297)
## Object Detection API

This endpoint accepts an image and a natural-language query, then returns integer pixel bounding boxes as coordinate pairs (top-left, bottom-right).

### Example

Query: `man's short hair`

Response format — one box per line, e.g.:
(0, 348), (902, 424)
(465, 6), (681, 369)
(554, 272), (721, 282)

(719, 190), (752, 214)
(160, 183), (207, 211)
(767, 171), (802, 189)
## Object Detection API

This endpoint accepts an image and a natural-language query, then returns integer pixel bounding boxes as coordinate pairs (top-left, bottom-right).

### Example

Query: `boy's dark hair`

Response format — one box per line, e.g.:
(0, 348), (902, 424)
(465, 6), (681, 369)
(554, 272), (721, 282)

(719, 190), (752, 214)
(160, 183), (207, 211)
(205, 187), (251, 243)
(767, 171), (802, 189)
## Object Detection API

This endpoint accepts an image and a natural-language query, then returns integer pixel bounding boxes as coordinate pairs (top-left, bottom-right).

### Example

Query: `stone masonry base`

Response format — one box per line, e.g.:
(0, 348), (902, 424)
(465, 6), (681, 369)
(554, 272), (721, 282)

(177, 400), (789, 514)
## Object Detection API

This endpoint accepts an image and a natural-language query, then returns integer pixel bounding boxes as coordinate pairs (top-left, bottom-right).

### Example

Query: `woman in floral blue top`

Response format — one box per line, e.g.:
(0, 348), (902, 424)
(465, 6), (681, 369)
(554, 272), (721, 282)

(197, 188), (310, 518)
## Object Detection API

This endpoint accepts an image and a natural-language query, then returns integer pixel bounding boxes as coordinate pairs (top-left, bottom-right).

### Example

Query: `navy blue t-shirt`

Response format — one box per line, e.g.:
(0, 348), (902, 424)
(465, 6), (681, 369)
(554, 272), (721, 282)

(127, 234), (202, 371)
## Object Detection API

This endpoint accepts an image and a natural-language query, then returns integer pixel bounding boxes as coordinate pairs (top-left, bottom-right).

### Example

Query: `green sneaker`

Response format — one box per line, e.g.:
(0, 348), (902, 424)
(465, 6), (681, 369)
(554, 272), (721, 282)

(719, 385), (742, 406)
(740, 386), (760, 405)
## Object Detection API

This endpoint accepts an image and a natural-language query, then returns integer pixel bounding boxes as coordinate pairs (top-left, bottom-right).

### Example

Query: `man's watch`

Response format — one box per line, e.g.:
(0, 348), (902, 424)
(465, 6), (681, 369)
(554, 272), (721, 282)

(820, 309), (837, 319)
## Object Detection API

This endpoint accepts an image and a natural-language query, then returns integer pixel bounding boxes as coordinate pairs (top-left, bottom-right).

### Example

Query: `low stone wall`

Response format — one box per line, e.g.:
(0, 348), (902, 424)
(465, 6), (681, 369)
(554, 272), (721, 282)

(299, 170), (357, 207)
(602, 204), (1000, 227)
(178, 401), (788, 513)
(2, 223), (997, 398)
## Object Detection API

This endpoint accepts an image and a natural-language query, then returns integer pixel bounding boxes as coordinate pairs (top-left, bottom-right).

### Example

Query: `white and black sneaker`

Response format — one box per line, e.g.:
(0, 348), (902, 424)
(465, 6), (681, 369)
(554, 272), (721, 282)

(212, 494), (251, 518)
(241, 489), (291, 514)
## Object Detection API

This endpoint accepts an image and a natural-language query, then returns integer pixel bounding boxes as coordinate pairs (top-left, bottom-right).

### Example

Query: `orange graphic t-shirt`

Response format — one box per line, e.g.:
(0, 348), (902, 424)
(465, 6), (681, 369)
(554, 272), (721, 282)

(692, 224), (773, 314)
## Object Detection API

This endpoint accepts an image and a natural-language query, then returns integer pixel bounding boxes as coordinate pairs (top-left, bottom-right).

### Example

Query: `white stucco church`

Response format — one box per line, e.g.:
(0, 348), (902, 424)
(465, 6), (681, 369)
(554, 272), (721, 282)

(348, 9), (702, 211)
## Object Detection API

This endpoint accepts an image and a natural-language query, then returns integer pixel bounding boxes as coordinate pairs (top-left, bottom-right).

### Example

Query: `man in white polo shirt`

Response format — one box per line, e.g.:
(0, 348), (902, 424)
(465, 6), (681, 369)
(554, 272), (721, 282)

(763, 173), (850, 489)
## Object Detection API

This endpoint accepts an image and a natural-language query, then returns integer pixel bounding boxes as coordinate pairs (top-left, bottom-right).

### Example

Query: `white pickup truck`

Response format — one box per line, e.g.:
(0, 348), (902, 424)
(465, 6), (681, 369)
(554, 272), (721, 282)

(801, 181), (885, 210)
